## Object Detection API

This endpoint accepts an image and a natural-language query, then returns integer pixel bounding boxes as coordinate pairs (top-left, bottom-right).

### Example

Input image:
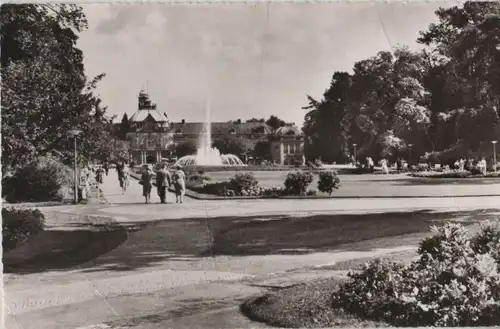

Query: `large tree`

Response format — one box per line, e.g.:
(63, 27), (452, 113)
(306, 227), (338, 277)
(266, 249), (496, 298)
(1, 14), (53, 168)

(265, 115), (287, 130)
(303, 72), (351, 162)
(418, 2), (500, 153)
(302, 2), (500, 163)
(119, 113), (130, 140)
(174, 140), (197, 158)
(212, 135), (249, 156)
(1, 4), (108, 170)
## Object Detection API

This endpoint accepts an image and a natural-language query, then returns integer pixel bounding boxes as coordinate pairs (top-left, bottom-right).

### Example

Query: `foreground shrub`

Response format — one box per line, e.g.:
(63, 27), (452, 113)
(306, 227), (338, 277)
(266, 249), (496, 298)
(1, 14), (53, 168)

(2, 156), (73, 203)
(317, 171), (340, 195)
(332, 222), (500, 327)
(2, 207), (45, 251)
(472, 220), (500, 266)
(284, 171), (314, 195)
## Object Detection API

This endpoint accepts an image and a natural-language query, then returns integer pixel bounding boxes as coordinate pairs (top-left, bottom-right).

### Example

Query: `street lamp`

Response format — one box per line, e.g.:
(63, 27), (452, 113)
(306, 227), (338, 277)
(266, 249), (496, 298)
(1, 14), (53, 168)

(67, 129), (82, 204)
(353, 144), (357, 165)
(492, 140), (498, 172)
(408, 144), (414, 165)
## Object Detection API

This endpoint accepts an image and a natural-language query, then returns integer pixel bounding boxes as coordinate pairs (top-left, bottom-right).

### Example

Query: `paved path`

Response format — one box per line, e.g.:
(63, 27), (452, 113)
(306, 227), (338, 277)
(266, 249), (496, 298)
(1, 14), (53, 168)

(4, 171), (500, 329)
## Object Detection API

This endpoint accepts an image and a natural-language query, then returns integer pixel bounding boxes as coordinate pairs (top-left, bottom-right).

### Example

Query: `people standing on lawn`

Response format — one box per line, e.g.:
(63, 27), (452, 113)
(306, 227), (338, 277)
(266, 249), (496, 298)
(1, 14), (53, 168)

(459, 158), (465, 171)
(466, 158), (474, 171)
(156, 163), (172, 204)
(368, 157), (374, 173)
(140, 164), (154, 204)
(172, 165), (186, 204)
(480, 157), (487, 175)
(380, 158), (389, 174)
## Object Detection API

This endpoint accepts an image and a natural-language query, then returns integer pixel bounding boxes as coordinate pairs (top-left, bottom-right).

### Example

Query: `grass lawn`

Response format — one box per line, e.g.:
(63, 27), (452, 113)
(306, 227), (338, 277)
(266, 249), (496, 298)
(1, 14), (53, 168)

(241, 277), (389, 328)
(199, 171), (500, 198)
(5, 208), (496, 275)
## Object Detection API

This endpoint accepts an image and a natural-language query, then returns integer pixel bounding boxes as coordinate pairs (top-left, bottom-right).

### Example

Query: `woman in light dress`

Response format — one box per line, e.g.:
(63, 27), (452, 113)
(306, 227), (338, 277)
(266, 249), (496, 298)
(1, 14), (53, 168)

(140, 164), (154, 203)
(172, 165), (186, 204)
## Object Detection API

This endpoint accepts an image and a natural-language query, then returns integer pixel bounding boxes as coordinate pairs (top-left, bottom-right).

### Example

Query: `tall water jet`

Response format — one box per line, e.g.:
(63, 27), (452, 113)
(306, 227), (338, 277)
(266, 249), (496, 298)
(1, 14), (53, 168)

(174, 100), (245, 167)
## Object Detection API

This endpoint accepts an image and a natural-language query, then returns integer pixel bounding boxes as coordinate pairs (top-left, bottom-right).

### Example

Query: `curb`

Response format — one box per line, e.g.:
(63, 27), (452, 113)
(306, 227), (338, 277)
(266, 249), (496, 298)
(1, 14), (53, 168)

(129, 171), (500, 200)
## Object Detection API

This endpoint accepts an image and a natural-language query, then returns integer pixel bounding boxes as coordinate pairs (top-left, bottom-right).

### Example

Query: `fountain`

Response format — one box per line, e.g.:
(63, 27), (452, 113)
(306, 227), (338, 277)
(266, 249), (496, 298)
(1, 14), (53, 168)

(174, 101), (246, 167)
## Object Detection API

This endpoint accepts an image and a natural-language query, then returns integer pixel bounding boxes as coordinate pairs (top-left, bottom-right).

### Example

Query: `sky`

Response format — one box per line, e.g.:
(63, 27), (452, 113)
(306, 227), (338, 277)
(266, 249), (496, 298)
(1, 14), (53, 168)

(78, 1), (455, 126)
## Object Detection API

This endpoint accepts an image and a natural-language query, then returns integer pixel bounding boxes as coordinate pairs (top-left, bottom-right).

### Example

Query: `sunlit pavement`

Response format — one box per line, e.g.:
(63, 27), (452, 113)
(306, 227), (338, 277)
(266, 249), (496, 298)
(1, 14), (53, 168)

(4, 170), (500, 329)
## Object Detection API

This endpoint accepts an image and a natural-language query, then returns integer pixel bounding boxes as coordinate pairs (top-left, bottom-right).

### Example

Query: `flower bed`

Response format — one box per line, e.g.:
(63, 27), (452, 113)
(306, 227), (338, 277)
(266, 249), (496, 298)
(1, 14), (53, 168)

(188, 170), (340, 198)
(410, 169), (500, 179)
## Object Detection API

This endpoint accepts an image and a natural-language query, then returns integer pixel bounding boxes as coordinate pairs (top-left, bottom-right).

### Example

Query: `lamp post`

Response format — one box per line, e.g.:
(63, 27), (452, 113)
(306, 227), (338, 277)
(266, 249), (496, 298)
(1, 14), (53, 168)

(493, 140), (498, 172)
(408, 144), (414, 165)
(67, 129), (82, 204)
(353, 144), (357, 165)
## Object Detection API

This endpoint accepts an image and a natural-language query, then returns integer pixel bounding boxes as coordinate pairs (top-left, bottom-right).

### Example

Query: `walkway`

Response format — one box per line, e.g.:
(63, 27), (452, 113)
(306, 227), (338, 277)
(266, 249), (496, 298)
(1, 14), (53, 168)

(99, 169), (190, 205)
(4, 170), (500, 329)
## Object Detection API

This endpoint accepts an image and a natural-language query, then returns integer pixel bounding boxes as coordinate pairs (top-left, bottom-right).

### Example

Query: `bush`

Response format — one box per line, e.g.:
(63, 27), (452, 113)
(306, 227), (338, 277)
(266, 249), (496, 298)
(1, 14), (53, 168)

(192, 173), (264, 197)
(284, 171), (314, 196)
(229, 173), (259, 191)
(472, 220), (500, 266)
(2, 156), (73, 203)
(2, 207), (45, 251)
(332, 222), (500, 327)
(317, 171), (340, 195)
(186, 172), (211, 188)
(262, 187), (286, 198)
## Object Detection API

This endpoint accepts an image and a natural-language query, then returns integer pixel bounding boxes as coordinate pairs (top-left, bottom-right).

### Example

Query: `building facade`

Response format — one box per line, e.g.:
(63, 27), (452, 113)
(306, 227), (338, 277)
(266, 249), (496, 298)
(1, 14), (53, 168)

(126, 91), (175, 164)
(125, 90), (305, 165)
(270, 125), (306, 165)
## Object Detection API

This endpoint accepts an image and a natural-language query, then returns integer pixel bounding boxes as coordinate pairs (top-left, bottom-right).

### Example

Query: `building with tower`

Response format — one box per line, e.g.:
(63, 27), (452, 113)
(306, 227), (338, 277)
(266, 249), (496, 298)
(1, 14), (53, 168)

(124, 90), (305, 165)
(126, 90), (174, 164)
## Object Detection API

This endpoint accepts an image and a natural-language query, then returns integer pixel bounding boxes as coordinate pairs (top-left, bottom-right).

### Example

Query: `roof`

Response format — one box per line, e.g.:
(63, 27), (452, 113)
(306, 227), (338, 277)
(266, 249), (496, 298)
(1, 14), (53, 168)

(130, 109), (169, 123)
(275, 125), (302, 136)
(171, 122), (273, 135)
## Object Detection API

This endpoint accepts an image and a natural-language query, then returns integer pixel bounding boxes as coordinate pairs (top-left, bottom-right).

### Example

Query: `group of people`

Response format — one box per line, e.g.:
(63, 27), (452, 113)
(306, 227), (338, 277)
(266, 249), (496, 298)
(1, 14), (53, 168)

(453, 157), (488, 174)
(137, 163), (186, 204)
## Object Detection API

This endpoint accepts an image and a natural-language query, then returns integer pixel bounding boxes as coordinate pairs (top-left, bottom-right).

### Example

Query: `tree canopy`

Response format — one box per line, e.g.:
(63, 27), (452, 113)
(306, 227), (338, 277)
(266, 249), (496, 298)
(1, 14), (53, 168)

(1, 4), (110, 170)
(303, 1), (500, 164)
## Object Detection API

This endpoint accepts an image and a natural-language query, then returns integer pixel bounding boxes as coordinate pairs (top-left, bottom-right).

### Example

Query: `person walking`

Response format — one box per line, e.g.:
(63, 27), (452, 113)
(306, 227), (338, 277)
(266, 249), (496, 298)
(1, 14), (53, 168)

(116, 162), (126, 194)
(156, 164), (172, 204)
(122, 164), (130, 194)
(96, 166), (104, 184)
(172, 165), (186, 204)
(140, 164), (154, 204)
(103, 162), (109, 176)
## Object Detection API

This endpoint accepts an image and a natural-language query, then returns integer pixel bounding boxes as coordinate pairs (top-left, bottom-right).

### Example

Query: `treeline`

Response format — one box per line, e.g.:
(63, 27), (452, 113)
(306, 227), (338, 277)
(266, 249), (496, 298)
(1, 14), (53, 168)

(303, 2), (500, 165)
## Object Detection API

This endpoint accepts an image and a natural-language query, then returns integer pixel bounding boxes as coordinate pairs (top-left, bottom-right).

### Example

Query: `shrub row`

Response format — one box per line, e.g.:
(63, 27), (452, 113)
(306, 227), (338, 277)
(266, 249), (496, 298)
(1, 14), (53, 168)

(332, 221), (500, 327)
(188, 170), (340, 197)
(2, 207), (46, 251)
(410, 169), (500, 179)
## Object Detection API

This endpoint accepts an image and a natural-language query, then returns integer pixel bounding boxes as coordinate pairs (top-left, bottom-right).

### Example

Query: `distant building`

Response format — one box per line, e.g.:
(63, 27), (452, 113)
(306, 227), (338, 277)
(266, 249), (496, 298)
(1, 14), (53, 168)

(124, 90), (304, 165)
(270, 125), (306, 165)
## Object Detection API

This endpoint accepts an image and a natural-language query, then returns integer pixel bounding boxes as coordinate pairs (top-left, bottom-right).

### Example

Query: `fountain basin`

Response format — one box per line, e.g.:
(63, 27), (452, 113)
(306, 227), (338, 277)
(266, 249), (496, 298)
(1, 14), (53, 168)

(175, 153), (246, 167)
